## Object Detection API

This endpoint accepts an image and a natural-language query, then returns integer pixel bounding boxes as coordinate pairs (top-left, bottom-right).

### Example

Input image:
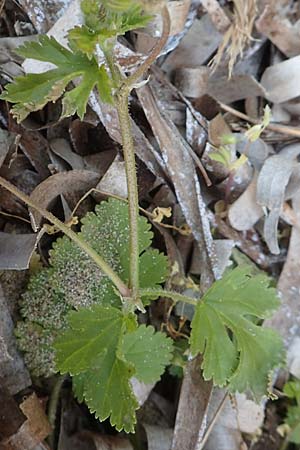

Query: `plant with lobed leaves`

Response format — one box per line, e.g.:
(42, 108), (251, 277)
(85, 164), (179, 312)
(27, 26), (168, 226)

(0, 0), (285, 433)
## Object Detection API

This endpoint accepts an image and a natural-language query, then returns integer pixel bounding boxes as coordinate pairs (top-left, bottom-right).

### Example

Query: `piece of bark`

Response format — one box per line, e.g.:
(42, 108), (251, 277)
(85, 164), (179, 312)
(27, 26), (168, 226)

(171, 356), (213, 450)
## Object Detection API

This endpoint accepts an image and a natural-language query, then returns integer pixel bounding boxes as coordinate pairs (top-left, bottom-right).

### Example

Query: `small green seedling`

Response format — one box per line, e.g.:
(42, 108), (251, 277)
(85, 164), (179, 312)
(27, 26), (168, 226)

(0, 0), (284, 433)
(277, 380), (300, 447)
(210, 105), (272, 172)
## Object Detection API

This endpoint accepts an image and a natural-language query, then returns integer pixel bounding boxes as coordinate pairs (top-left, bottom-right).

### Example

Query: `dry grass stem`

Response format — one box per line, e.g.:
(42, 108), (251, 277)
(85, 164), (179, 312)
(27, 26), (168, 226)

(210, 0), (257, 77)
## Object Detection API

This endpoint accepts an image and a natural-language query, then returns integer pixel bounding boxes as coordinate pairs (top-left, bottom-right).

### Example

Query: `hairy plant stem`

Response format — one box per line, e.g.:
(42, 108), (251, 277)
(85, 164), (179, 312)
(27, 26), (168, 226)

(103, 47), (140, 302)
(115, 91), (140, 302)
(0, 176), (130, 298)
(101, 6), (171, 305)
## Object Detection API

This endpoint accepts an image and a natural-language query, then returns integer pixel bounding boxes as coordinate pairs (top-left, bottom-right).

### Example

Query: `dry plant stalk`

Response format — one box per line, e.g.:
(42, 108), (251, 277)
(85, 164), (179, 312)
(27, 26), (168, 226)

(210, 0), (257, 77)
(0, 0), (4, 16)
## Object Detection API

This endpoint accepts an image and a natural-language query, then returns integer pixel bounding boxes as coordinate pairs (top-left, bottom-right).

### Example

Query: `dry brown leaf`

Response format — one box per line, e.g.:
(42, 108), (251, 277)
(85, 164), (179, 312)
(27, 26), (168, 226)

(208, 113), (231, 148)
(18, 0), (73, 33)
(204, 389), (263, 450)
(174, 66), (209, 98)
(96, 158), (127, 199)
(261, 55), (300, 104)
(80, 432), (133, 450)
(185, 108), (207, 157)
(9, 123), (51, 179)
(0, 393), (51, 450)
(207, 74), (266, 103)
(49, 138), (85, 170)
(89, 92), (167, 181)
(162, 14), (222, 74)
(143, 424), (173, 450)
(256, 4), (300, 57)
(228, 174), (263, 231)
(0, 231), (43, 270)
(137, 82), (217, 286)
(166, 0), (192, 36)
(28, 170), (100, 229)
(29, 170), (99, 230)
(212, 214), (270, 269)
(143, 0), (191, 41)
(201, 0), (231, 33)
(257, 149), (300, 254)
(0, 386), (26, 444)
(190, 239), (234, 278)
(0, 130), (15, 169)
(265, 190), (300, 355)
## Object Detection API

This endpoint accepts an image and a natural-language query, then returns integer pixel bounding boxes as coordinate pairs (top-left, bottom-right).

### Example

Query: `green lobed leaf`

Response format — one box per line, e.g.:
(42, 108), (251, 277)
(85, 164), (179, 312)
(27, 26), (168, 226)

(119, 324), (173, 383)
(54, 304), (173, 432)
(54, 304), (138, 431)
(78, 0), (152, 55)
(190, 304), (237, 386)
(117, 5), (153, 34)
(0, 35), (112, 122)
(81, 360), (138, 432)
(72, 373), (85, 403)
(190, 267), (284, 399)
(284, 380), (300, 405)
(54, 305), (125, 374)
(16, 198), (169, 377)
(68, 26), (114, 57)
(285, 406), (300, 444)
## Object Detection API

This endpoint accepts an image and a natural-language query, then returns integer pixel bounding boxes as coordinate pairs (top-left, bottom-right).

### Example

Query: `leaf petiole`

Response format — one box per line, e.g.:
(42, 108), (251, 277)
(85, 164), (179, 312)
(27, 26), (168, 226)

(139, 288), (198, 306)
